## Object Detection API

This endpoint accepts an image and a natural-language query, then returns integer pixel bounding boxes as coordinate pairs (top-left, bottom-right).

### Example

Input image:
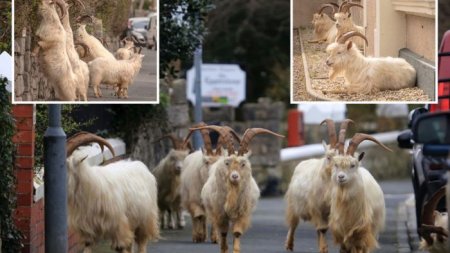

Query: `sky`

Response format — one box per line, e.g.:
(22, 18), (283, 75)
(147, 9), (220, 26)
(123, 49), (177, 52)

(0, 51), (12, 92)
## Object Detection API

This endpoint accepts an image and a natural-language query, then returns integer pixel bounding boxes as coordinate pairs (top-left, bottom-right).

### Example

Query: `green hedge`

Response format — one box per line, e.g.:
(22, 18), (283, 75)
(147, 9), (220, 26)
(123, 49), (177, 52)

(0, 79), (23, 252)
(15, 0), (131, 40)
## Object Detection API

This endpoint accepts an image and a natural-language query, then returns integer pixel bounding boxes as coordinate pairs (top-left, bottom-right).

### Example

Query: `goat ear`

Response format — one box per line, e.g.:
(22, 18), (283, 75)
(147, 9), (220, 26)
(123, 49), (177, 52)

(358, 152), (365, 161)
(346, 41), (353, 50)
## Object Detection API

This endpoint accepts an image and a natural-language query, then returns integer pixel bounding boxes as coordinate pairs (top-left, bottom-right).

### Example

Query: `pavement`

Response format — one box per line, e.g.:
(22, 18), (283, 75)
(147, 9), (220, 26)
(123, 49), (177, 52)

(91, 180), (424, 253)
(87, 48), (158, 102)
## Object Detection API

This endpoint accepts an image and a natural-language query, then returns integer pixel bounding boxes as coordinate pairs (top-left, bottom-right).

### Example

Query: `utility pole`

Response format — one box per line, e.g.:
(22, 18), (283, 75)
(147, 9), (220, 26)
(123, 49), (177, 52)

(193, 47), (204, 150)
(44, 105), (68, 252)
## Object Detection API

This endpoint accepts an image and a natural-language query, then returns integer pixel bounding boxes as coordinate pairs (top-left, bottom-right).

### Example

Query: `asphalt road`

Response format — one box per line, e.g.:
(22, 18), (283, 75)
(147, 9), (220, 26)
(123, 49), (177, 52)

(87, 48), (157, 102)
(92, 180), (415, 253)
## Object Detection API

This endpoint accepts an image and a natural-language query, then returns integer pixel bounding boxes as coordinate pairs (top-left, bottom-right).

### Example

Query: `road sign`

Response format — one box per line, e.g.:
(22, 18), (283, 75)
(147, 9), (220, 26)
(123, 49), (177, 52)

(187, 64), (246, 107)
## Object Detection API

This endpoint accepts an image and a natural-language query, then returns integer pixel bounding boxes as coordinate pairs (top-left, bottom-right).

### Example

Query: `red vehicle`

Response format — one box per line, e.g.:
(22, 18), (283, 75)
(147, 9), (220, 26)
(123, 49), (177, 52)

(436, 30), (450, 111)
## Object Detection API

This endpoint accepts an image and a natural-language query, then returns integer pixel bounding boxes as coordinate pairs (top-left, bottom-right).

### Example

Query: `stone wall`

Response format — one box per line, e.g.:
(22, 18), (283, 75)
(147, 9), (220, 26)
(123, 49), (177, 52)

(129, 79), (191, 169)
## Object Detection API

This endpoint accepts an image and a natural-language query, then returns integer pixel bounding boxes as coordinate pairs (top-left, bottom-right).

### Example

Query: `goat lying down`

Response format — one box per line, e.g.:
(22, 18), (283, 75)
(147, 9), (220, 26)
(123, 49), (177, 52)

(326, 31), (416, 94)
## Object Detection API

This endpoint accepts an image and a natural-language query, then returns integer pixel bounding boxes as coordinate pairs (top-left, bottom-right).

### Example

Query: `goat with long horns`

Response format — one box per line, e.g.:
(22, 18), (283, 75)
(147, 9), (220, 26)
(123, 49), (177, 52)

(325, 31), (416, 94)
(66, 132), (160, 253)
(180, 123), (241, 243)
(328, 131), (391, 253)
(153, 133), (192, 230)
(195, 126), (284, 253)
(285, 119), (353, 253)
(309, 3), (339, 43)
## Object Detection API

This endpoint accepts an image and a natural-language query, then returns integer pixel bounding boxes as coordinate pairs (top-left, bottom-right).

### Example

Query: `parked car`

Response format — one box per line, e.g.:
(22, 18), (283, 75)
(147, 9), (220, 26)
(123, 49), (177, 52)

(397, 30), (450, 249)
(146, 12), (157, 50)
(127, 17), (150, 47)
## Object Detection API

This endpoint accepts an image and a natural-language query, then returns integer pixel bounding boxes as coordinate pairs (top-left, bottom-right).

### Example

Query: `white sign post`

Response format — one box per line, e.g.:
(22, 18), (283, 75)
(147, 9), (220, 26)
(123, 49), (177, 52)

(187, 64), (246, 107)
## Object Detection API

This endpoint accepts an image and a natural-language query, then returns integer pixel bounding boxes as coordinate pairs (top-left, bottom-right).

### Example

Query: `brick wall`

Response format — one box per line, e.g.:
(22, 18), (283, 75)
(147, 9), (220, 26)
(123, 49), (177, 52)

(12, 105), (79, 253)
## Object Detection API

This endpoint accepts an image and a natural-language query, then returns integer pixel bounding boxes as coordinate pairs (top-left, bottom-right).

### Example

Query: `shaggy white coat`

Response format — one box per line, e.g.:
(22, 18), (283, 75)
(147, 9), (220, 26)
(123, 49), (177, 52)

(66, 151), (159, 252)
(35, 0), (77, 101)
(326, 42), (416, 94)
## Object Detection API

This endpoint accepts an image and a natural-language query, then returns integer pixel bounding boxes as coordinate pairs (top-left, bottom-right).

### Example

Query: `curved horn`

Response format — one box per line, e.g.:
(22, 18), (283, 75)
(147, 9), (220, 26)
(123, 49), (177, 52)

(318, 4), (336, 15)
(320, 119), (337, 147)
(66, 132), (115, 157)
(341, 3), (363, 14)
(336, 129), (347, 154)
(346, 133), (393, 156)
(338, 0), (349, 12)
(76, 15), (93, 23)
(238, 128), (284, 156)
(335, 119), (354, 154)
(189, 126), (236, 155)
(337, 31), (368, 46)
(419, 187), (447, 244)
(182, 122), (213, 155)
(75, 42), (90, 57)
(54, 0), (67, 20)
(215, 126), (241, 156)
(155, 134), (183, 150)
(329, 2), (339, 9)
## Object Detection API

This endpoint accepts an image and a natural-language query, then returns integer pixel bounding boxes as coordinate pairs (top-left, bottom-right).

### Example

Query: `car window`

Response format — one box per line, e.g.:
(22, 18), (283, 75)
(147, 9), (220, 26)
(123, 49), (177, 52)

(416, 115), (450, 144)
(132, 20), (148, 29)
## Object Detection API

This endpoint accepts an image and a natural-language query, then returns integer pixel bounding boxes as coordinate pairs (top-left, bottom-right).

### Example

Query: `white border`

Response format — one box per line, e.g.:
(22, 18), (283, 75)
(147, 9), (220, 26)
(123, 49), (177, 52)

(12, 0), (160, 105)
(290, 0), (439, 105)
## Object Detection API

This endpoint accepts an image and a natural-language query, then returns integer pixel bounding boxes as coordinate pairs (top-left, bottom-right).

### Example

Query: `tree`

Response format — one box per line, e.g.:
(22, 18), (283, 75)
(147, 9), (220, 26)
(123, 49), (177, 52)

(203, 0), (290, 103)
(160, 0), (214, 77)
(0, 0), (11, 53)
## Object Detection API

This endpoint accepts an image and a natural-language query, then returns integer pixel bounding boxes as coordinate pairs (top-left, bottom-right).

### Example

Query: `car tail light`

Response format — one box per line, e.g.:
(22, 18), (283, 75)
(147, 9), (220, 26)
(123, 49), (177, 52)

(429, 163), (445, 170)
(128, 20), (132, 29)
(430, 83), (450, 112)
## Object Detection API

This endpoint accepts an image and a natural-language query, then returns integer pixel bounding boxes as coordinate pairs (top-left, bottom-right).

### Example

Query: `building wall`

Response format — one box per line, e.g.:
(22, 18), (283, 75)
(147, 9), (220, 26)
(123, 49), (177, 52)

(293, 0), (338, 28)
(406, 14), (435, 62)
(12, 105), (79, 253)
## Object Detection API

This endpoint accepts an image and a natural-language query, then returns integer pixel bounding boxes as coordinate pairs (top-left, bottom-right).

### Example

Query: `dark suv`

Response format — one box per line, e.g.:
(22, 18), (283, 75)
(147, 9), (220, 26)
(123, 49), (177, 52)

(397, 30), (450, 248)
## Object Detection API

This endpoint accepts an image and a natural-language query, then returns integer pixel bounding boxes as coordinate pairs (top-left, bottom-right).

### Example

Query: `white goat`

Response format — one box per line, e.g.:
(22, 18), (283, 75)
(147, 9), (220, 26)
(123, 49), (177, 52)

(66, 132), (159, 253)
(55, 0), (89, 101)
(34, 0), (77, 101)
(329, 133), (390, 253)
(180, 123), (240, 243)
(334, 2), (365, 48)
(419, 187), (448, 253)
(195, 126), (283, 253)
(88, 54), (144, 98)
(115, 39), (136, 60)
(325, 31), (416, 94)
(153, 134), (190, 230)
(74, 16), (116, 62)
(309, 3), (339, 43)
(285, 119), (353, 253)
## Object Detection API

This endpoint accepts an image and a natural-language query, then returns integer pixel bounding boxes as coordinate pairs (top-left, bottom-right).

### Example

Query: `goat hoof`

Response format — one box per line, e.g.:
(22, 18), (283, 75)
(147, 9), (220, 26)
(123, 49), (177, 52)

(285, 241), (294, 251)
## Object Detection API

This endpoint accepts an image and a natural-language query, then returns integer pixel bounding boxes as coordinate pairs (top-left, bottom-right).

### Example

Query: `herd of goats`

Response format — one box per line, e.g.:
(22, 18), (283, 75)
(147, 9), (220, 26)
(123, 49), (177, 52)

(309, 1), (417, 94)
(33, 0), (144, 101)
(62, 120), (446, 253)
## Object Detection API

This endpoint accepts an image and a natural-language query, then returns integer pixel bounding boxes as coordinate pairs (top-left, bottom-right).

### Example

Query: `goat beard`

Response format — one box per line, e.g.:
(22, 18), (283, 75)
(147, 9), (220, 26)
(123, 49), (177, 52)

(224, 181), (241, 218)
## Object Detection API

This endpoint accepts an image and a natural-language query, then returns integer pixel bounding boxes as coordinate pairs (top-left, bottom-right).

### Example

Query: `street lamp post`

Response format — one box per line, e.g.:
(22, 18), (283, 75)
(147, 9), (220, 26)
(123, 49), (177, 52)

(44, 105), (68, 252)
(193, 46), (204, 150)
